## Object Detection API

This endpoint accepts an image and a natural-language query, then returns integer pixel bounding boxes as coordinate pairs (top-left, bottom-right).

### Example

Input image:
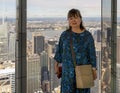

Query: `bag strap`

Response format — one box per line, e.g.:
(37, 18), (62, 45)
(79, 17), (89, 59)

(70, 31), (83, 93)
(70, 31), (76, 67)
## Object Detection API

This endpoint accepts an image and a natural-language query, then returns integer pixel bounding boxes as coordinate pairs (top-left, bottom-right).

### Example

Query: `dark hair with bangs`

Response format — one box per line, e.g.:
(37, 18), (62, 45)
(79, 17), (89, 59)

(67, 8), (85, 30)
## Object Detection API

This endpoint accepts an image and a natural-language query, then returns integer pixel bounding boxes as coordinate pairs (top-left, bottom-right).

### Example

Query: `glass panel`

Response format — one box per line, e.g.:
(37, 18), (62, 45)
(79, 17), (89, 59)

(101, 0), (111, 93)
(27, 0), (101, 93)
(117, 0), (120, 92)
(0, 0), (16, 93)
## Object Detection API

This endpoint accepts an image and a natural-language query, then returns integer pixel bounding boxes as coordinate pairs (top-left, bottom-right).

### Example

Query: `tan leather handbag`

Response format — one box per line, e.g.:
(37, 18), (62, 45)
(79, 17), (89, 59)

(75, 65), (94, 88)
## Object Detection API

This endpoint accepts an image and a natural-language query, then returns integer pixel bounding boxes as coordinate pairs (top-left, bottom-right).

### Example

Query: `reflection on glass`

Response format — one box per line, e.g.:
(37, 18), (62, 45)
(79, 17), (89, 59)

(27, 0), (101, 93)
(117, 27), (120, 93)
(26, 18), (63, 93)
(0, 0), (16, 92)
(101, 0), (111, 93)
(117, 0), (120, 92)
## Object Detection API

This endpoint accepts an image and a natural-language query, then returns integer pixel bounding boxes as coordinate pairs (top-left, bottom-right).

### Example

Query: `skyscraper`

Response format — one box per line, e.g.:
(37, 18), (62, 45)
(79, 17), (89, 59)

(47, 38), (57, 57)
(32, 32), (45, 54)
(0, 23), (8, 38)
(40, 51), (50, 92)
(93, 30), (101, 42)
(117, 28), (120, 93)
(0, 23), (8, 61)
(91, 47), (101, 93)
(27, 54), (41, 93)
(116, 64), (120, 93)
(117, 33), (120, 64)
(49, 56), (60, 92)
(8, 32), (16, 61)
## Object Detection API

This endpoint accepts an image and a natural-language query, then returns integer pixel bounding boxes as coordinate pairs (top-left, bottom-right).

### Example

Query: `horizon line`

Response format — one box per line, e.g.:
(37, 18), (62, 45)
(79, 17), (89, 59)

(0, 16), (101, 19)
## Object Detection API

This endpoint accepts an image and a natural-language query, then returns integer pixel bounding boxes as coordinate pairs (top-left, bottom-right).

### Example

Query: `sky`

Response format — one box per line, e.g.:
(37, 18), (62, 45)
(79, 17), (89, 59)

(118, 0), (120, 17)
(27, 0), (101, 18)
(0, 0), (16, 18)
(0, 0), (101, 18)
(2, 0), (120, 18)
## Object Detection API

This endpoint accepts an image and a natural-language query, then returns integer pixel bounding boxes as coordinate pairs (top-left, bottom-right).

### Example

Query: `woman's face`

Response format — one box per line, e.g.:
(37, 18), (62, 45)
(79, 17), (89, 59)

(68, 15), (81, 28)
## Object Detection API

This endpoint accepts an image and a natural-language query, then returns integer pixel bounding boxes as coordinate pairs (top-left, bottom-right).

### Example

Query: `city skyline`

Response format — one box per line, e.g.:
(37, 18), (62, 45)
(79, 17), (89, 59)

(0, 1), (120, 92)
(0, 12), (119, 92)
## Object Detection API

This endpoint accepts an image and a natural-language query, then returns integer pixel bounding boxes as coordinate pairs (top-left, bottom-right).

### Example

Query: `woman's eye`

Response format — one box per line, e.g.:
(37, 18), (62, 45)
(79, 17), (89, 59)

(69, 18), (73, 20)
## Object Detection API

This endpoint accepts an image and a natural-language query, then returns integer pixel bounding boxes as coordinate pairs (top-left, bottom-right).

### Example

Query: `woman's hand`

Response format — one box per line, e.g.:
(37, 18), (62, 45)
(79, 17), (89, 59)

(54, 62), (62, 78)
(54, 62), (59, 74)
(92, 69), (97, 80)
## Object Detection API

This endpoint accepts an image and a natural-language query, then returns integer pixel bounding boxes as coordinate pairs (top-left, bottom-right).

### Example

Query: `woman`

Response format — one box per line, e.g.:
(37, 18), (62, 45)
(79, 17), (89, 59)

(54, 8), (97, 93)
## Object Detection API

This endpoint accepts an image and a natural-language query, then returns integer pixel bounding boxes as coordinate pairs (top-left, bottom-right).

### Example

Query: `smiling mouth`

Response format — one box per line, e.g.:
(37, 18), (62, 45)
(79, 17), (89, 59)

(72, 23), (77, 25)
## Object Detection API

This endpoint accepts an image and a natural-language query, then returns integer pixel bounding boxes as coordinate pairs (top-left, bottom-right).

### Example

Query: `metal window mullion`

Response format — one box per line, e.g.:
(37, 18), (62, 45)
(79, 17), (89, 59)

(111, 0), (117, 93)
(15, 0), (27, 93)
